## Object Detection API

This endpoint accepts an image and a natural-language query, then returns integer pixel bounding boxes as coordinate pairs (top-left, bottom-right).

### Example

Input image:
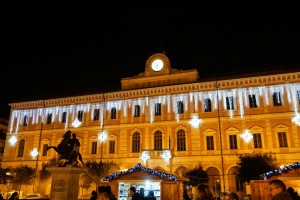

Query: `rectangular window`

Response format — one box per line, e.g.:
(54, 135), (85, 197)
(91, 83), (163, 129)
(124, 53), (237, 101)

(109, 141), (115, 154)
(249, 95), (257, 108)
(297, 91), (300, 104)
(253, 133), (262, 148)
(62, 112), (67, 123)
(47, 113), (52, 124)
(155, 103), (161, 116)
(273, 92), (282, 106)
(93, 109), (100, 121)
(226, 96), (234, 110)
(204, 98), (212, 112)
(134, 105), (140, 117)
(91, 142), (97, 154)
(78, 110), (83, 122)
(42, 144), (48, 156)
(206, 136), (214, 150)
(111, 107), (116, 119)
(23, 115), (28, 126)
(177, 101), (184, 114)
(229, 135), (237, 149)
(278, 132), (288, 147)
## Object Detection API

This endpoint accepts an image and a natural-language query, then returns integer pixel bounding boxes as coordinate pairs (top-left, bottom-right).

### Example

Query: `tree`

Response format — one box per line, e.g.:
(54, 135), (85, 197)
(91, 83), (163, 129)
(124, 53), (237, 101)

(0, 165), (13, 184)
(79, 176), (92, 195)
(39, 163), (51, 180)
(236, 152), (277, 184)
(183, 164), (208, 186)
(11, 165), (36, 192)
(79, 160), (120, 195)
(84, 160), (120, 182)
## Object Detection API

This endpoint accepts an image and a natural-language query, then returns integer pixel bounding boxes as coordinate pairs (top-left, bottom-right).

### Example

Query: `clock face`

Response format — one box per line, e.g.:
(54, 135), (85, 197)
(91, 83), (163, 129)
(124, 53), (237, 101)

(151, 59), (164, 71)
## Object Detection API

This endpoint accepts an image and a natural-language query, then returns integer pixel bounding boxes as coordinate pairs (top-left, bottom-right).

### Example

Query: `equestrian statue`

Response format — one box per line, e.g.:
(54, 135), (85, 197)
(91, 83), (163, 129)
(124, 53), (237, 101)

(47, 130), (84, 167)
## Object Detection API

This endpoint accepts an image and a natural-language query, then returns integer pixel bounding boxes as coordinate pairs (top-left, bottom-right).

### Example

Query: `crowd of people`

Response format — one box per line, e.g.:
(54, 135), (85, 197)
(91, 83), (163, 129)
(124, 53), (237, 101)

(128, 186), (157, 200)
(89, 180), (300, 200)
(181, 179), (300, 200)
(92, 186), (158, 200)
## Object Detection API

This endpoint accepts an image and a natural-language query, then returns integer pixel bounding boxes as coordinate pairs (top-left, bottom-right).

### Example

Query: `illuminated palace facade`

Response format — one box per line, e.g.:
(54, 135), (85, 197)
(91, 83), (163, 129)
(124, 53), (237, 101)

(2, 53), (300, 195)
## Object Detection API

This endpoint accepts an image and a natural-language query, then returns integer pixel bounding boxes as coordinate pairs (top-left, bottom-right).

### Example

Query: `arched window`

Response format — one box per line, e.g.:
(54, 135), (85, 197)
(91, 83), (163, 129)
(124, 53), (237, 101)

(177, 129), (186, 151)
(132, 132), (140, 153)
(18, 139), (25, 157)
(154, 131), (162, 150)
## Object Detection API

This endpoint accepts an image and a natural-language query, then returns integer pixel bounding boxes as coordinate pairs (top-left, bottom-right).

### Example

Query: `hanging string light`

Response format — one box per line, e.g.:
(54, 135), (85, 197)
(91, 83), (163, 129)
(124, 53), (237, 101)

(240, 130), (253, 143)
(9, 135), (17, 146)
(140, 151), (150, 164)
(103, 163), (178, 181)
(292, 114), (300, 126)
(30, 148), (38, 158)
(261, 162), (300, 179)
(72, 118), (81, 128)
(189, 116), (202, 128)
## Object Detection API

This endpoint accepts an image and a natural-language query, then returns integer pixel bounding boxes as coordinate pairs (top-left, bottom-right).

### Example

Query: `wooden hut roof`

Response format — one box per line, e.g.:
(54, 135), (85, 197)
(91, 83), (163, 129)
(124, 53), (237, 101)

(103, 163), (189, 182)
(261, 161), (300, 179)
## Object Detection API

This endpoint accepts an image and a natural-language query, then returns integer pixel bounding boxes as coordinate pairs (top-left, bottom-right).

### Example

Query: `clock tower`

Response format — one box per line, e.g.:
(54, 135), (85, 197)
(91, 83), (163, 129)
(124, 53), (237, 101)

(121, 52), (199, 90)
(145, 52), (171, 76)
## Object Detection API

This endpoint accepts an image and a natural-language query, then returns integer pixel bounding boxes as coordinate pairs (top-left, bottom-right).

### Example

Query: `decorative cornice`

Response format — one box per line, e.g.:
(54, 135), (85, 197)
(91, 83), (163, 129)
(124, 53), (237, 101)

(9, 72), (300, 110)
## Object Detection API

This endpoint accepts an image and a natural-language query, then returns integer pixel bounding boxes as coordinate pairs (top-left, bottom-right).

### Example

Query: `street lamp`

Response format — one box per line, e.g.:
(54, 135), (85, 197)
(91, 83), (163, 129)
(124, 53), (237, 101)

(98, 131), (107, 163)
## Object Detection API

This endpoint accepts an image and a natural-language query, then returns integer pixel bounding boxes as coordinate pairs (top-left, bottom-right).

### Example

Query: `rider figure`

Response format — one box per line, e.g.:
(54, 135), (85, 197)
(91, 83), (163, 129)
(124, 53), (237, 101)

(69, 133), (81, 166)
(47, 130), (83, 166)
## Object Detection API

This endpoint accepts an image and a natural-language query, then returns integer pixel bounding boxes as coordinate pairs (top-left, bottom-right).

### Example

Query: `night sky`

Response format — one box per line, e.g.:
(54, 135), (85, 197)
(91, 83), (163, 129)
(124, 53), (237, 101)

(1, 1), (300, 119)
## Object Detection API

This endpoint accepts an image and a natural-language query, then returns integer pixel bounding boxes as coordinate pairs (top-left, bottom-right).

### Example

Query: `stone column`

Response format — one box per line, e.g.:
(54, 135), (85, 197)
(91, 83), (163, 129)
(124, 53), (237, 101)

(47, 167), (82, 200)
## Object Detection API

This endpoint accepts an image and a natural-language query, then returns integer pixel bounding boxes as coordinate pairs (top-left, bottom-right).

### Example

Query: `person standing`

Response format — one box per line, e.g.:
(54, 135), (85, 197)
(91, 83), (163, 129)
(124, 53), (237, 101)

(105, 186), (117, 200)
(268, 179), (292, 200)
(139, 188), (145, 200)
(90, 190), (97, 200)
(287, 187), (300, 200)
(193, 184), (214, 200)
(8, 192), (19, 200)
(98, 186), (110, 200)
(183, 189), (190, 200)
(129, 186), (140, 200)
(145, 190), (156, 200)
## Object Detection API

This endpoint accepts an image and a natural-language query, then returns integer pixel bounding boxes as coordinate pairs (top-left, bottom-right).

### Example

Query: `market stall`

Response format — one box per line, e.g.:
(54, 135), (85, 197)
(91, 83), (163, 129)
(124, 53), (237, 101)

(100, 163), (189, 200)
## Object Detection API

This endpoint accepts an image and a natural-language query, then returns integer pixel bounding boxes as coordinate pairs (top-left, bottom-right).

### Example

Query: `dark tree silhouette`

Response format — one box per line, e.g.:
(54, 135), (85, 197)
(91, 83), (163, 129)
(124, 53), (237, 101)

(0, 166), (12, 184)
(11, 165), (36, 192)
(183, 164), (208, 186)
(236, 152), (277, 184)
(84, 160), (120, 182)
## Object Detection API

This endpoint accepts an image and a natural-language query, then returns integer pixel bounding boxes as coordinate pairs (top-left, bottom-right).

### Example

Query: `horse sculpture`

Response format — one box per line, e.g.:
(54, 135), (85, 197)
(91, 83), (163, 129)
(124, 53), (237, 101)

(47, 130), (84, 167)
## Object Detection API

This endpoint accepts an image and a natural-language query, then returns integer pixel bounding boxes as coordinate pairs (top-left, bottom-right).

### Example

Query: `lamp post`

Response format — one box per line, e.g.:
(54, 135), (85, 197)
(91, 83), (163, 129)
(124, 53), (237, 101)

(98, 131), (107, 163)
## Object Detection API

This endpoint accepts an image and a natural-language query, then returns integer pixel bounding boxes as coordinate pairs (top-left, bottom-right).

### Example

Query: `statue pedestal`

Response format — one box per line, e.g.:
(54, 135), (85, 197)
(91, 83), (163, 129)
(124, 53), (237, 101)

(47, 167), (82, 200)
